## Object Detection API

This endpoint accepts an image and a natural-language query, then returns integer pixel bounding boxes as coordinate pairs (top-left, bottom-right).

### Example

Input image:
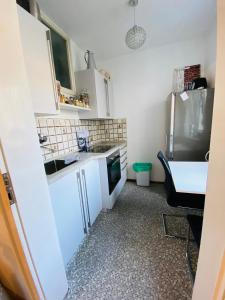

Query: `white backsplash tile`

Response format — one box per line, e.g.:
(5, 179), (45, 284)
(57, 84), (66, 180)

(36, 117), (127, 161)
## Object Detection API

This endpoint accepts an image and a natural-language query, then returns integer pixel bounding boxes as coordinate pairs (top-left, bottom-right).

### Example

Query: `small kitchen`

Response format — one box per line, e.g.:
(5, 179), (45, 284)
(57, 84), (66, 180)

(0, 1), (219, 300)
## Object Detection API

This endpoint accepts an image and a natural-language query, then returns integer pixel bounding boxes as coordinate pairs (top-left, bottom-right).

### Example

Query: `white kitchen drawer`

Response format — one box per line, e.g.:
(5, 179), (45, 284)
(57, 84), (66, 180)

(120, 151), (127, 161)
(121, 161), (128, 178)
(120, 145), (127, 179)
(120, 156), (127, 169)
(120, 146), (127, 158)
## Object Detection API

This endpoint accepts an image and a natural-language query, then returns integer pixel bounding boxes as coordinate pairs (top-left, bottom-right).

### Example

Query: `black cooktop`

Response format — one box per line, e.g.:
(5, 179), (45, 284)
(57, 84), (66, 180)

(88, 145), (113, 153)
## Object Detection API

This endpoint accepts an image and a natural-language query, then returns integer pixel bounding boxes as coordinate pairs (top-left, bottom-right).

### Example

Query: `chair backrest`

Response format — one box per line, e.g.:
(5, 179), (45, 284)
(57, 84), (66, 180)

(157, 151), (176, 206)
(157, 151), (205, 209)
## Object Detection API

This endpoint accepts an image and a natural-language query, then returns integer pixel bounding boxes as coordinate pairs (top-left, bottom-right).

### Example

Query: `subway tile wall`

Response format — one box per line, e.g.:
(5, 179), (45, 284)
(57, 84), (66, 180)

(36, 118), (127, 161)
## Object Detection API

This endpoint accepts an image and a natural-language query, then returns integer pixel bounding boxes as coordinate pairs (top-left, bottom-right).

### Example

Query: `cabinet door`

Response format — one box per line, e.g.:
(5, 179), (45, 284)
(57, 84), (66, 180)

(81, 160), (102, 227)
(0, 4), (67, 298)
(107, 79), (113, 117)
(18, 6), (59, 115)
(49, 170), (85, 266)
(95, 70), (109, 118)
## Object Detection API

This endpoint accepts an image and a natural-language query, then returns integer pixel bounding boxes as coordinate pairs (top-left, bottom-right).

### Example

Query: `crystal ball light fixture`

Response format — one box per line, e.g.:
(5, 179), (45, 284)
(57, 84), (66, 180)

(126, 24), (146, 50)
(125, 0), (147, 50)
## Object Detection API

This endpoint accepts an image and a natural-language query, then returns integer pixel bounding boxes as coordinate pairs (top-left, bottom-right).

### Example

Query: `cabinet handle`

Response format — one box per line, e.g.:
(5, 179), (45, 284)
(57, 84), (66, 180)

(77, 172), (87, 234)
(122, 163), (128, 171)
(81, 169), (91, 228)
(121, 157), (127, 165)
(120, 151), (127, 159)
(104, 79), (110, 117)
(46, 30), (59, 111)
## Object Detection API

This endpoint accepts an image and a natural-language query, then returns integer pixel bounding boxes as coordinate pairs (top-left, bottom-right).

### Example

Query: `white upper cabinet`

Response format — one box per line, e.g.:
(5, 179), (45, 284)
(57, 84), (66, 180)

(76, 69), (112, 119)
(18, 6), (59, 115)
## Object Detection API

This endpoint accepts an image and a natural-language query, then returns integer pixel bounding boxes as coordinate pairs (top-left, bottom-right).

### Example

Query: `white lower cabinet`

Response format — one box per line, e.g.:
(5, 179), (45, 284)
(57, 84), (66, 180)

(49, 170), (85, 266)
(99, 145), (127, 210)
(120, 145), (128, 182)
(80, 160), (102, 227)
(48, 160), (102, 266)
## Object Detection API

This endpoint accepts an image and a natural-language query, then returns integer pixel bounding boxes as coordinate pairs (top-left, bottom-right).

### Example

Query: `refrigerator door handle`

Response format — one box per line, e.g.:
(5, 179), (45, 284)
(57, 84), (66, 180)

(169, 93), (175, 159)
(169, 134), (174, 160)
(76, 172), (87, 234)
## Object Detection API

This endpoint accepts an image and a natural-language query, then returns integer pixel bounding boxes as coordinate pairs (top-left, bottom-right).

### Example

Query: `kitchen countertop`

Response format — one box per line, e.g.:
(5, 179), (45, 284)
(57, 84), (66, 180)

(46, 141), (127, 185)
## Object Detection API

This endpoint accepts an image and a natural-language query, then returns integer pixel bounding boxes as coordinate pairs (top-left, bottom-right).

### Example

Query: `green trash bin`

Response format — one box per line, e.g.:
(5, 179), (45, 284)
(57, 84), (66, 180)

(133, 162), (152, 186)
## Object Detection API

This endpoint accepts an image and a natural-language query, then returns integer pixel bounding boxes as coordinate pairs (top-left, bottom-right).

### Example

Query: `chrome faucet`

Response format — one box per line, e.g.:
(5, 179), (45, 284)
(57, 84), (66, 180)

(38, 133), (55, 153)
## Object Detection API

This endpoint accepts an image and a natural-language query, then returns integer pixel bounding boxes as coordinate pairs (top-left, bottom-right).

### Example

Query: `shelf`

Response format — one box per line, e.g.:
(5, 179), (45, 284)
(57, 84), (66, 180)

(59, 103), (91, 112)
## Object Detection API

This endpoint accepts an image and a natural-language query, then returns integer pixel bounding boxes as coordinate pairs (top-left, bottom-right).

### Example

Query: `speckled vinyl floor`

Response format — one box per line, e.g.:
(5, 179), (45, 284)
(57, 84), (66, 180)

(66, 182), (196, 300)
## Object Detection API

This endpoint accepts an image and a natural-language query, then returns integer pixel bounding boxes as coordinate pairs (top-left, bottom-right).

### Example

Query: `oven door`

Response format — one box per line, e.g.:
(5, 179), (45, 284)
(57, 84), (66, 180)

(107, 152), (121, 195)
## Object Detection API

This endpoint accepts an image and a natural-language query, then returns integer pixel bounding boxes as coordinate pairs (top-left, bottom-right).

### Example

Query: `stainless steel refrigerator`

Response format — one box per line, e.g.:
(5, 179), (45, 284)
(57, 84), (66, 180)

(166, 88), (214, 161)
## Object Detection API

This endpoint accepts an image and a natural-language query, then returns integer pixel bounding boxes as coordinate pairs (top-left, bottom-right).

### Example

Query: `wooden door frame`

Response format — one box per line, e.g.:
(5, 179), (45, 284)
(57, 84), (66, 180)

(0, 171), (39, 300)
(213, 250), (225, 300)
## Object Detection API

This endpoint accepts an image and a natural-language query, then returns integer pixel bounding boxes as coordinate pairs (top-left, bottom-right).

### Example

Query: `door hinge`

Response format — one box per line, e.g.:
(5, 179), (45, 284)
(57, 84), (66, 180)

(3, 173), (16, 205)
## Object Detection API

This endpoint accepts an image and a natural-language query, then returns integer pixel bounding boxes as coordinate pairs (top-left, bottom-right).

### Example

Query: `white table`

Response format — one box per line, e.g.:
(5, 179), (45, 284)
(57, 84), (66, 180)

(168, 161), (208, 194)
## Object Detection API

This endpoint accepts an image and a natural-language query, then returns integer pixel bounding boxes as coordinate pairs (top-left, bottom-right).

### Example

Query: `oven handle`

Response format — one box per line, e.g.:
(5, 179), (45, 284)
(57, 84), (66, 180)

(107, 157), (120, 166)
(108, 155), (120, 161)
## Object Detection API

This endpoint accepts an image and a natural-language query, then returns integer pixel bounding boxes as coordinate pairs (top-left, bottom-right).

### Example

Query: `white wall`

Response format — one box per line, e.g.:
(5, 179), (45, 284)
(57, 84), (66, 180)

(204, 26), (217, 88)
(99, 35), (216, 181)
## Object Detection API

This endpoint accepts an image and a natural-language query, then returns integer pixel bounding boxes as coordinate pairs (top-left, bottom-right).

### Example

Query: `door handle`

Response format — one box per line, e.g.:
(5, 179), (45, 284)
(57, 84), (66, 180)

(77, 172), (87, 234)
(46, 30), (59, 111)
(81, 170), (91, 227)
(2, 172), (16, 206)
(104, 79), (110, 117)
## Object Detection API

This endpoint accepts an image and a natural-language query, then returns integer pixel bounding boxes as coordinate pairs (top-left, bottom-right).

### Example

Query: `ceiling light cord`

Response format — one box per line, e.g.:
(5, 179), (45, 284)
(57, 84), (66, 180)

(125, 0), (147, 50)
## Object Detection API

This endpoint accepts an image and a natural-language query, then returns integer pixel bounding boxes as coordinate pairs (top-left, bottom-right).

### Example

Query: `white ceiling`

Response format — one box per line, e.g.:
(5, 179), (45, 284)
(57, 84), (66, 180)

(37, 0), (216, 61)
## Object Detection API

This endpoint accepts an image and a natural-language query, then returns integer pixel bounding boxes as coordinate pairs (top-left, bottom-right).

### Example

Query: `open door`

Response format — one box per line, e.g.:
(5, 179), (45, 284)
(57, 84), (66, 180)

(192, 1), (225, 299)
(0, 171), (39, 300)
(213, 251), (225, 300)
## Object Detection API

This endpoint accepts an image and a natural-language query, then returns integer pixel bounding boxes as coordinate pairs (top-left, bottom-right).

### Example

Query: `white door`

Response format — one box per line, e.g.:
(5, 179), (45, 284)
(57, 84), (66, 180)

(18, 6), (59, 115)
(49, 170), (85, 266)
(81, 160), (102, 227)
(0, 2), (67, 298)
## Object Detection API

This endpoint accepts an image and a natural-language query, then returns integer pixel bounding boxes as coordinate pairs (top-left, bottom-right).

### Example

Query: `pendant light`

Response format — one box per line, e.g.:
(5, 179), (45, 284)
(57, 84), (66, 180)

(125, 0), (146, 50)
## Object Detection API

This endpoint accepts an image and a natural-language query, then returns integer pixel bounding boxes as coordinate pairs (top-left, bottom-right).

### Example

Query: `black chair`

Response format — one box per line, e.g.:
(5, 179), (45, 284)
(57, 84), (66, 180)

(157, 151), (205, 239)
(186, 214), (203, 282)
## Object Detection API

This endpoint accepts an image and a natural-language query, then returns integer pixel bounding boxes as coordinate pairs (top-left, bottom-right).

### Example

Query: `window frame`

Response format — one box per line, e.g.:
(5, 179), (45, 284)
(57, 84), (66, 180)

(40, 12), (76, 96)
